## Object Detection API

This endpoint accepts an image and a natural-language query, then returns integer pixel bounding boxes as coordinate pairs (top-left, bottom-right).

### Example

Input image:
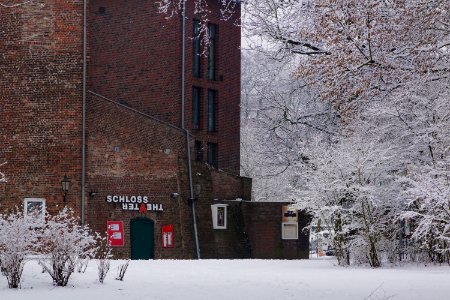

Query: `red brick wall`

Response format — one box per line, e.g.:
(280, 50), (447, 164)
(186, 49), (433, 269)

(0, 1), (84, 214)
(243, 202), (310, 259)
(88, 0), (241, 175)
(86, 94), (196, 258)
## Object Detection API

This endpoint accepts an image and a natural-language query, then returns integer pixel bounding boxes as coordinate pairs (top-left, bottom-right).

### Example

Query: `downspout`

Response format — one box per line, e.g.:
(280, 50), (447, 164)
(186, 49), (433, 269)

(181, 1), (201, 259)
(81, 0), (87, 225)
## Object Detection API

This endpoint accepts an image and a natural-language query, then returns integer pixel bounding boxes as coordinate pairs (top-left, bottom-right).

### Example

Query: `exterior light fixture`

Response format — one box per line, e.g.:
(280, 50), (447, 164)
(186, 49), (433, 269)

(61, 175), (70, 206)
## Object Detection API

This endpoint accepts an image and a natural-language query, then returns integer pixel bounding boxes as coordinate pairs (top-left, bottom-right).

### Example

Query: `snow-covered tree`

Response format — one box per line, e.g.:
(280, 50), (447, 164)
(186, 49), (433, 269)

(0, 162), (6, 183)
(158, 0), (239, 20)
(96, 234), (113, 284)
(39, 209), (98, 286)
(0, 210), (40, 288)
(241, 0), (449, 266)
(389, 82), (450, 264)
(240, 50), (338, 201)
(244, 0), (450, 116)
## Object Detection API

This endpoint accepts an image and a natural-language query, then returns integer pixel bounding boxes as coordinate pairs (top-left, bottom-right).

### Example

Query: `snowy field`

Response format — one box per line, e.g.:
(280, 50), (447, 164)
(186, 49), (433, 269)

(1, 258), (449, 300)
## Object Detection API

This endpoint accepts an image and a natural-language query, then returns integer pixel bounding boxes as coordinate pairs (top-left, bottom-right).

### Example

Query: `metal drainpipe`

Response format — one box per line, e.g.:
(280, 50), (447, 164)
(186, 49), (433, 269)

(81, 0), (87, 225)
(181, 1), (201, 259)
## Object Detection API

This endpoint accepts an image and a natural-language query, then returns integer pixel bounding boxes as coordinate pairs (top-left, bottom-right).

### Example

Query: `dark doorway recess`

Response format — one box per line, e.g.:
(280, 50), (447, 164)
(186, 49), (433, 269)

(130, 218), (154, 260)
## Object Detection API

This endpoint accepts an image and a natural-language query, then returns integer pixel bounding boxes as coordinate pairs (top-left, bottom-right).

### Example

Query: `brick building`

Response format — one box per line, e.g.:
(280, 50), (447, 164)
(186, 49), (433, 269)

(0, 0), (308, 259)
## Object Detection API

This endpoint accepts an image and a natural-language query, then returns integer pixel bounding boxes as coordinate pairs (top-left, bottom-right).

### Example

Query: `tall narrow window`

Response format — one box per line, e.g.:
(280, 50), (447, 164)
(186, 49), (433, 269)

(208, 23), (217, 80)
(207, 142), (218, 168)
(193, 20), (201, 77)
(192, 87), (201, 129)
(207, 90), (217, 132)
(194, 140), (202, 161)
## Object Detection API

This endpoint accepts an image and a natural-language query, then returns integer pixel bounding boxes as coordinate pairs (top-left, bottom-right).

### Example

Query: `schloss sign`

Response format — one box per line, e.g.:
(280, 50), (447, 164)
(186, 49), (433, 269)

(106, 195), (163, 212)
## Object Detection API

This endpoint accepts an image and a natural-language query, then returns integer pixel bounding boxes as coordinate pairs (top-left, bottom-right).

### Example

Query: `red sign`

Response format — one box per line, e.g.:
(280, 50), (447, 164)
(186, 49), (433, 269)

(107, 221), (124, 247)
(162, 224), (174, 248)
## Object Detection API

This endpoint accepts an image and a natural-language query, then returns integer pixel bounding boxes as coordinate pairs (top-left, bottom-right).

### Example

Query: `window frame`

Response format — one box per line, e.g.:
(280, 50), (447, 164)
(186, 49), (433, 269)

(194, 140), (203, 161)
(192, 86), (201, 129)
(207, 23), (217, 80)
(193, 19), (202, 77)
(207, 142), (218, 168)
(207, 89), (217, 132)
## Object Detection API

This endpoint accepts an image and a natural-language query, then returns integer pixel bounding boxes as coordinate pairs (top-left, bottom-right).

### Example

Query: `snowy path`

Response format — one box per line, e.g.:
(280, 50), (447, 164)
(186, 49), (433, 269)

(1, 258), (449, 300)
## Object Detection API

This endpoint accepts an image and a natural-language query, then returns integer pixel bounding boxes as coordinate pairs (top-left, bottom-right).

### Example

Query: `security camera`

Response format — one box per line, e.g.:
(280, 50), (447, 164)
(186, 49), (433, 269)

(170, 193), (179, 198)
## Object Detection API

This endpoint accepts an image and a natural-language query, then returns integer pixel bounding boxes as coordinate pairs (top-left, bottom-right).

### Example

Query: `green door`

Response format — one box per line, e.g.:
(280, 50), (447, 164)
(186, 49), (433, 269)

(130, 218), (154, 260)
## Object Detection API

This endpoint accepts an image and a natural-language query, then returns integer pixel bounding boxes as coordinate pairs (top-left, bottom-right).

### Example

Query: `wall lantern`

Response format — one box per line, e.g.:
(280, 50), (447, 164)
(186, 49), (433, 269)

(61, 175), (71, 206)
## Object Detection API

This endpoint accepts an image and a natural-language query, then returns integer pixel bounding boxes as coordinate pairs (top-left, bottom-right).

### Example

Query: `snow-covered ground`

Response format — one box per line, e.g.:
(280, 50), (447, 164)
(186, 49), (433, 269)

(1, 258), (449, 300)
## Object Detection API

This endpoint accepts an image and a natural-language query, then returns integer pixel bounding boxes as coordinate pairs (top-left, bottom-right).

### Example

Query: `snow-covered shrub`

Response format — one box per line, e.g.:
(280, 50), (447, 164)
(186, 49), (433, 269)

(76, 257), (89, 273)
(116, 260), (130, 281)
(0, 210), (40, 288)
(0, 162), (7, 183)
(96, 234), (112, 283)
(39, 208), (98, 286)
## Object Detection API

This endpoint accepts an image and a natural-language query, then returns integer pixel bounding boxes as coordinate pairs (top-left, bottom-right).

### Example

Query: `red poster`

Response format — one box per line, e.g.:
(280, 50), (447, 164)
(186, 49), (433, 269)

(107, 221), (124, 247)
(162, 224), (174, 248)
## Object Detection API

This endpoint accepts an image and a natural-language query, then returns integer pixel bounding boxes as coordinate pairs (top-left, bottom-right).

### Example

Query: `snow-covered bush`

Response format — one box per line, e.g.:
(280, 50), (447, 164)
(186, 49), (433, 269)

(39, 208), (98, 286)
(96, 234), (113, 283)
(0, 210), (40, 288)
(76, 257), (90, 273)
(0, 162), (6, 183)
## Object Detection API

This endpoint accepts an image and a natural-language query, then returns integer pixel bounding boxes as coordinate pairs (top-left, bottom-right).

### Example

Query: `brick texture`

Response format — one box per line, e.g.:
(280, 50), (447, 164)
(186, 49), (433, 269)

(88, 0), (241, 175)
(0, 1), (84, 214)
(243, 202), (310, 259)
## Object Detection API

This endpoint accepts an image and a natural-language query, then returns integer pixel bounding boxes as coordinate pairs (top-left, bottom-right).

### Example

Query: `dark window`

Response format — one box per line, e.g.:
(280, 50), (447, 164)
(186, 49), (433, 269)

(192, 87), (201, 129)
(207, 143), (218, 168)
(207, 90), (217, 132)
(208, 23), (217, 80)
(194, 141), (202, 161)
(193, 20), (201, 77)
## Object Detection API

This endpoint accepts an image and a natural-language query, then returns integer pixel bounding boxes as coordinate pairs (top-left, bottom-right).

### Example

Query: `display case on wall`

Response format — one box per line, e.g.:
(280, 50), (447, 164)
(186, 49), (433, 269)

(211, 204), (228, 229)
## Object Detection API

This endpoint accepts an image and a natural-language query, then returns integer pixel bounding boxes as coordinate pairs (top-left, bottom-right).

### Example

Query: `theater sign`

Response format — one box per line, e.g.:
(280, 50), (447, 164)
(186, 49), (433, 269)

(106, 195), (163, 212)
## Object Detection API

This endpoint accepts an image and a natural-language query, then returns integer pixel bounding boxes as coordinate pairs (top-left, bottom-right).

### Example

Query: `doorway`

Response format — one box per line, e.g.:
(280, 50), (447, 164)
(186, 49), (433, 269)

(130, 218), (154, 260)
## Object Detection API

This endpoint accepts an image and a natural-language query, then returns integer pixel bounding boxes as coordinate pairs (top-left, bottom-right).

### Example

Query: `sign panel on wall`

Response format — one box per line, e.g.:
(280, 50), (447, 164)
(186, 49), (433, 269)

(107, 221), (124, 247)
(282, 205), (298, 223)
(162, 224), (174, 248)
(281, 206), (298, 240)
(106, 195), (163, 212)
(211, 204), (228, 229)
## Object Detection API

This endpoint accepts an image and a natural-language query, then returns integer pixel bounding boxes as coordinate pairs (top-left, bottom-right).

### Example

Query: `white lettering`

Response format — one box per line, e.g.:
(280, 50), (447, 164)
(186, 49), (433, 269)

(159, 204), (163, 211)
(136, 196), (142, 203)
(106, 195), (112, 203)
(152, 204), (158, 211)
(143, 196), (148, 204)
(119, 196), (126, 203)
(113, 196), (119, 203)
(122, 203), (127, 210)
(131, 196), (137, 203)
